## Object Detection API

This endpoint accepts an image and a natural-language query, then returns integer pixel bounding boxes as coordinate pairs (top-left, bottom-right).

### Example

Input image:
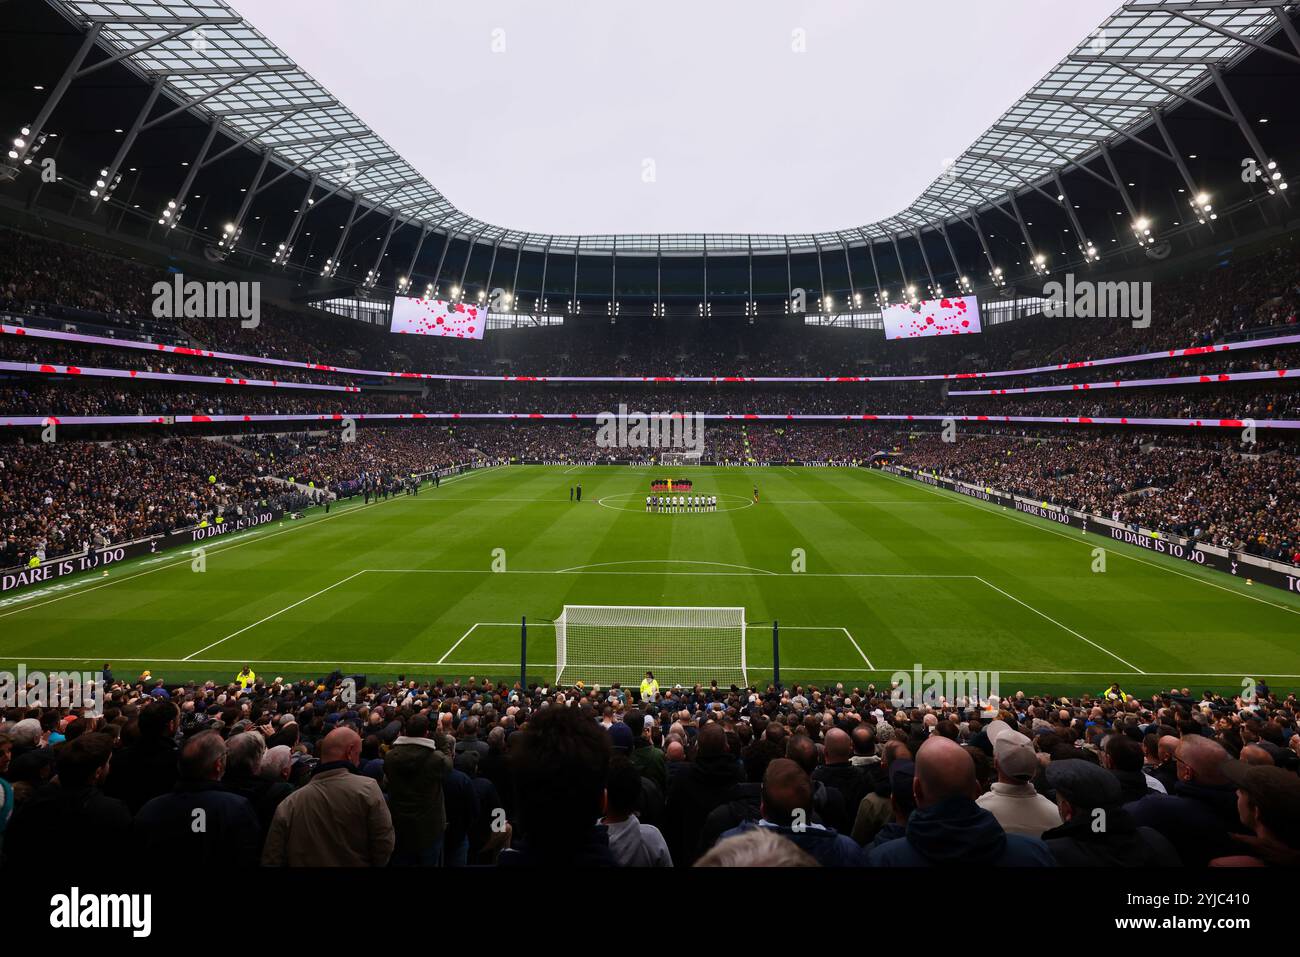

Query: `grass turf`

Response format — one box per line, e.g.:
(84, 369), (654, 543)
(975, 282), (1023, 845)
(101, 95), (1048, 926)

(3, 464), (1298, 698)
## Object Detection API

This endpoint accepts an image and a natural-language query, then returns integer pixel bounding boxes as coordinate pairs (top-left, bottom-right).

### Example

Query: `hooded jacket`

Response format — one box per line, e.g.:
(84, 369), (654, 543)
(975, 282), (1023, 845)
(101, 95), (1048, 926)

(865, 796), (1055, 867)
(721, 819), (866, 867)
(383, 735), (453, 854)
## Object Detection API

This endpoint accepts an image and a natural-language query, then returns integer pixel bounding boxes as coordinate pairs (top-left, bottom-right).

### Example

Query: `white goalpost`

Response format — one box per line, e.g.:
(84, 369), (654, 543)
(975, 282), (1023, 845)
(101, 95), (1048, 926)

(555, 605), (747, 690)
(659, 451), (703, 466)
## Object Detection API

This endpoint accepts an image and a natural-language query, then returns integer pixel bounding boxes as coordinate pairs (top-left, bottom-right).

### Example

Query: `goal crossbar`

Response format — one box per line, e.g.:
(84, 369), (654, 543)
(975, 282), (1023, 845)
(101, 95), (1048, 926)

(555, 604), (746, 691)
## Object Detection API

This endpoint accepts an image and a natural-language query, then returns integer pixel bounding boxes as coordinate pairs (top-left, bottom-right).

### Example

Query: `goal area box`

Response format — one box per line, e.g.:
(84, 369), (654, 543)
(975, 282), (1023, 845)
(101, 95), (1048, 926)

(554, 605), (746, 690)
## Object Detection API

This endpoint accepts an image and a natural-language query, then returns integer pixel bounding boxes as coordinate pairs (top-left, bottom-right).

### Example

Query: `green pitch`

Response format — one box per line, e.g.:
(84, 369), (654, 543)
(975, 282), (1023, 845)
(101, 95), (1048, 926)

(3, 464), (1299, 697)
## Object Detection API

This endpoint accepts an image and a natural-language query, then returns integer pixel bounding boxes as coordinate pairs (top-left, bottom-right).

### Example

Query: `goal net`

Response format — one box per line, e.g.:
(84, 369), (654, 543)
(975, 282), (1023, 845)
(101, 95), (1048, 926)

(555, 605), (746, 690)
(659, 451), (703, 466)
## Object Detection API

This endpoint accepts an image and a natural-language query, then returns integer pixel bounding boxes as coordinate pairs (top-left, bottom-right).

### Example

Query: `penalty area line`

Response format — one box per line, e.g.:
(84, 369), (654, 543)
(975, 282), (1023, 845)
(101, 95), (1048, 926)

(975, 575), (1146, 675)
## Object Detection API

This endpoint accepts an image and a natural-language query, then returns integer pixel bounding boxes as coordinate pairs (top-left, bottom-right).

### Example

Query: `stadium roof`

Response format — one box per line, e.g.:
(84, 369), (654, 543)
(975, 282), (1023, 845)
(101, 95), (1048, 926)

(35, 0), (1300, 255)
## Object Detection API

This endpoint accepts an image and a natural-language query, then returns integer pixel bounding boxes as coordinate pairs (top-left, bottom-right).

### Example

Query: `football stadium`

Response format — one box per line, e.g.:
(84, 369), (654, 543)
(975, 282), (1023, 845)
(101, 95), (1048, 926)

(1, 0), (1299, 901)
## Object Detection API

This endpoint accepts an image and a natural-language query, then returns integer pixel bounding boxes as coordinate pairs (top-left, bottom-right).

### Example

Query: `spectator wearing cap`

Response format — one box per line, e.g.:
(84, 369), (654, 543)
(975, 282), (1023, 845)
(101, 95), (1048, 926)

(1040, 760), (1179, 867)
(6, 719), (42, 761)
(717, 758), (865, 867)
(1210, 761), (1300, 866)
(381, 713), (452, 866)
(602, 757), (672, 867)
(976, 727), (1061, 838)
(866, 737), (1054, 867)
(134, 730), (262, 866)
(2, 733), (131, 867)
(263, 727), (395, 867)
(1126, 735), (1245, 866)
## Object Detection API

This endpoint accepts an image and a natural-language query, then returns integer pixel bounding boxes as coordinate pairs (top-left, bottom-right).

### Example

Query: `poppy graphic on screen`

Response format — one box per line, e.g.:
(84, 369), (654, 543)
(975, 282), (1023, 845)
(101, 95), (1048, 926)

(390, 296), (486, 340)
(882, 296), (982, 341)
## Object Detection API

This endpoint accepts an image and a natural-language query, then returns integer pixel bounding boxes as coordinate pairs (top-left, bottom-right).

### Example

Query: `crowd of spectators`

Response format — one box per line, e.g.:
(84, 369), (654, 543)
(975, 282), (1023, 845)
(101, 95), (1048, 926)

(5, 421), (1298, 568)
(5, 227), (1300, 382)
(1, 669), (1296, 868)
(4, 376), (1297, 424)
(0, 438), (301, 569)
(892, 432), (1300, 561)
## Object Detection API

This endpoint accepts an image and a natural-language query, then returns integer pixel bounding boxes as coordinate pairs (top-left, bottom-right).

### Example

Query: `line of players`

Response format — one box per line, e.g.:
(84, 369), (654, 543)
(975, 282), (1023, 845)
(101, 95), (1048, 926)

(646, 493), (717, 513)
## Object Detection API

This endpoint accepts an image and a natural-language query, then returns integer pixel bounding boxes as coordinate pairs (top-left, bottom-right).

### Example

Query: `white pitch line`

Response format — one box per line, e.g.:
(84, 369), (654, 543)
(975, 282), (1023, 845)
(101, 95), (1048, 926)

(841, 627), (874, 670)
(437, 623), (481, 665)
(0, 465), (502, 622)
(182, 570), (368, 661)
(553, 559), (779, 576)
(975, 575), (1147, 674)
(869, 467), (1300, 619)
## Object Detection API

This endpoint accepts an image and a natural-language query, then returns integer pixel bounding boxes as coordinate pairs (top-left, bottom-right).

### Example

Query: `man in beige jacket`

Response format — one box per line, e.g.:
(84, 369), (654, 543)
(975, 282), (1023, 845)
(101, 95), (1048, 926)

(262, 727), (395, 867)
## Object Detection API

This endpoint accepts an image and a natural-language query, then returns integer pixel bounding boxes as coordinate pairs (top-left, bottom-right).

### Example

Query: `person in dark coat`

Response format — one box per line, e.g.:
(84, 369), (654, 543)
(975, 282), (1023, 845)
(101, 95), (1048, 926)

(1102, 734), (1162, 803)
(134, 731), (262, 867)
(1041, 760), (1179, 866)
(867, 737), (1054, 867)
(718, 758), (865, 867)
(2, 733), (130, 867)
(1126, 735), (1246, 866)
(664, 722), (744, 865)
(104, 699), (180, 814)
(813, 728), (871, 814)
(477, 726), (514, 820)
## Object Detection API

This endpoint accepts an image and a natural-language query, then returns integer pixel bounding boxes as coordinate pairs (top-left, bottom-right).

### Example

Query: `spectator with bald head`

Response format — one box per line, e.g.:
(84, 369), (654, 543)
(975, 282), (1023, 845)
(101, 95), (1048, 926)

(1127, 734), (1246, 865)
(813, 727), (871, 814)
(866, 736), (1054, 866)
(263, 727), (394, 867)
(718, 758), (864, 866)
(1148, 734), (1181, 794)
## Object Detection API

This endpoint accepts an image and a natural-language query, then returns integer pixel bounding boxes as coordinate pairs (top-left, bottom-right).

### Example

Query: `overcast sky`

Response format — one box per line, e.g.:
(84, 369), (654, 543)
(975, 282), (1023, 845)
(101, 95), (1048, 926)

(233, 0), (1121, 236)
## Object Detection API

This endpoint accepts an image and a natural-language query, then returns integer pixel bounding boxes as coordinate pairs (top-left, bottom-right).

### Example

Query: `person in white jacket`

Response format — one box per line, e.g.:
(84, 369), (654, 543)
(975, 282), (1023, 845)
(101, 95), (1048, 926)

(975, 725), (1062, 838)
